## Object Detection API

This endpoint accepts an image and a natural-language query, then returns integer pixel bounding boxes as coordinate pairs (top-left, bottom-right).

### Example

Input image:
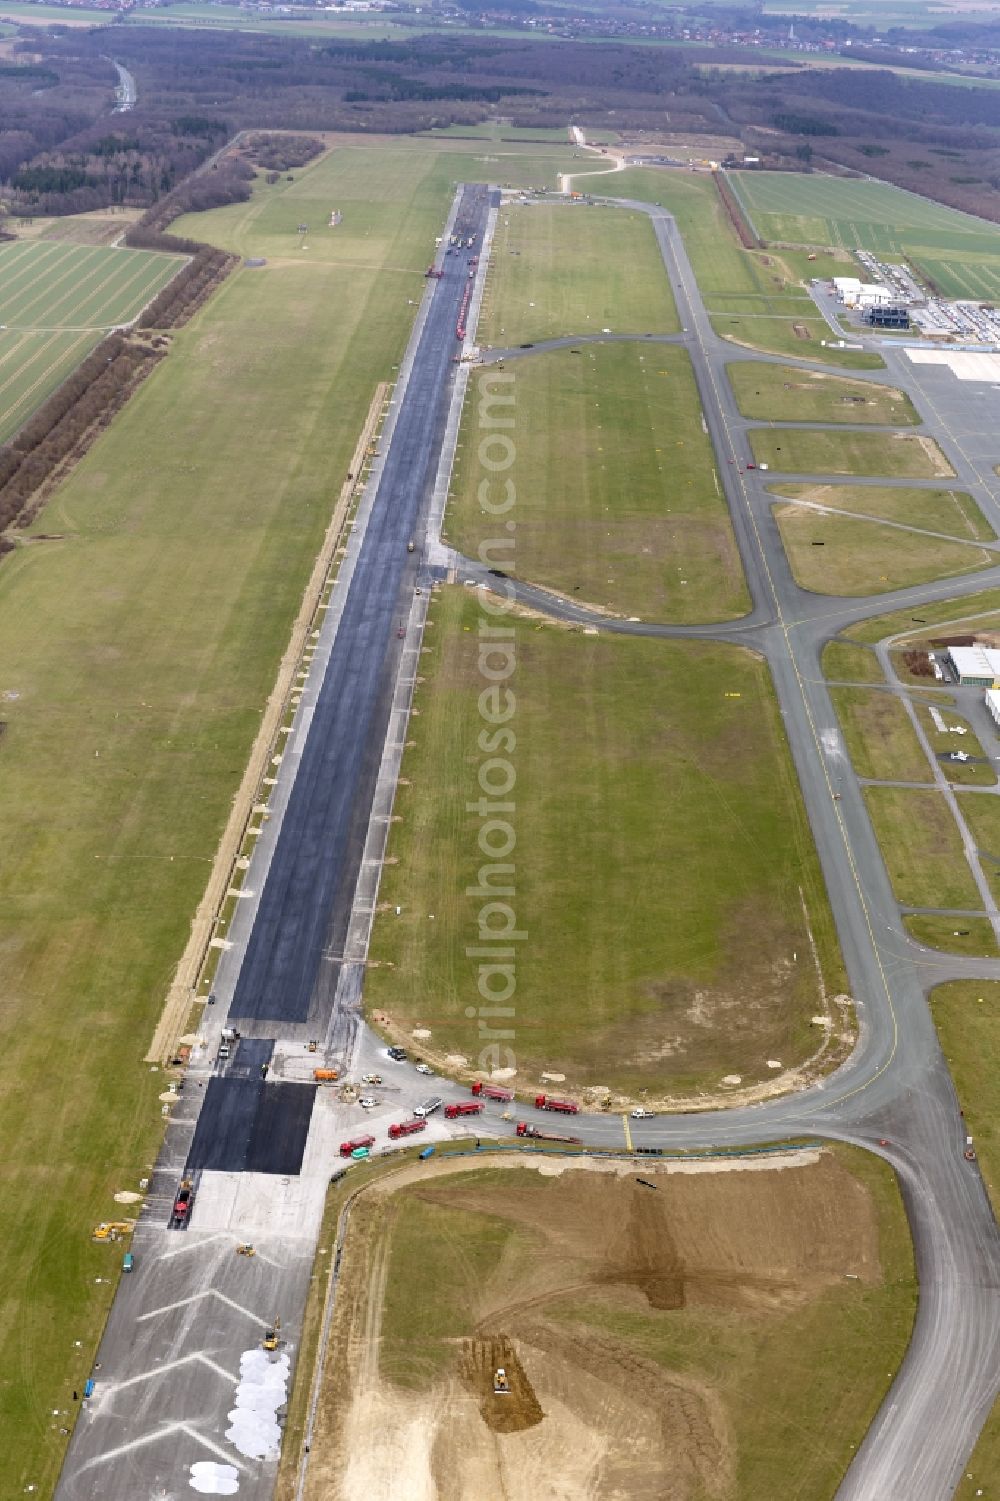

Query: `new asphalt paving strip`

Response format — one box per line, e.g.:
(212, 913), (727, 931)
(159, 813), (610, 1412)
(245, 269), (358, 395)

(55, 185), (1000, 1500)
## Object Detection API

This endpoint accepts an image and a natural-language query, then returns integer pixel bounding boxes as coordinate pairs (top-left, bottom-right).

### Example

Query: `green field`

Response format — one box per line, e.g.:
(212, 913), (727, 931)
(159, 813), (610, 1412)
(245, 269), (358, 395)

(728, 363), (918, 425)
(478, 202), (678, 345)
(822, 640), (885, 684)
(750, 427), (953, 478)
(915, 705), (997, 787)
(831, 687), (931, 783)
(318, 1149), (915, 1501)
(774, 504), (991, 595)
(0, 136), (576, 1494)
(844, 589), (1000, 646)
(771, 483), (994, 540)
(864, 787), (982, 909)
(905, 913), (999, 955)
(367, 587), (843, 1098)
(445, 344), (748, 621)
(731, 170), (1000, 298)
(0, 239), (180, 442)
(609, 168), (884, 368)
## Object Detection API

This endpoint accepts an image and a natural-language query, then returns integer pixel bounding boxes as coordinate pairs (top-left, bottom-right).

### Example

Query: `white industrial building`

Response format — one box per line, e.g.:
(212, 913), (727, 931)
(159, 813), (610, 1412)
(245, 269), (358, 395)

(857, 282), (893, 308)
(946, 645), (1000, 687)
(987, 688), (1000, 728)
(832, 275), (862, 304)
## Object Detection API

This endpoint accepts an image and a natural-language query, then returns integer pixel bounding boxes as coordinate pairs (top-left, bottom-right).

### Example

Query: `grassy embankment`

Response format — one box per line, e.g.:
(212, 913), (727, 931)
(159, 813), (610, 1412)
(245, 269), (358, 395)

(0, 136), (580, 1494)
(478, 201), (679, 345)
(367, 586), (844, 1099)
(444, 344), (748, 621)
(301, 1148), (916, 1501)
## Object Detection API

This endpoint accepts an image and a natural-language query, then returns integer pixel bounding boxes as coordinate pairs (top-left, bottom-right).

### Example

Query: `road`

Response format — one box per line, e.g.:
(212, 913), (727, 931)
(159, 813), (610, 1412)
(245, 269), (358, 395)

(110, 60), (135, 112)
(57, 183), (1000, 1500)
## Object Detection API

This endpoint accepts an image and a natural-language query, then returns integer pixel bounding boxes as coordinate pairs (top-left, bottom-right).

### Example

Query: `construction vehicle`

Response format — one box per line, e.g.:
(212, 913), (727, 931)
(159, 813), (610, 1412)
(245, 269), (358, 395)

(493, 1367), (510, 1395)
(425, 265), (443, 279)
(407, 540), (415, 553)
(388, 1117), (428, 1140)
(236, 1243), (256, 1257)
(517, 1122), (581, 1144)
(471, 1081), (513, 1102)
(262, 1318), (281, 1352)
(314, 1067), (339, 1082)
(534, 1094), (579, 1114)
(445, 1101), (484, 1119)
(414, 1096), (443, 1117)
(92, 1221), (132, 1243)
(170, 1179), (194, 1227)
(340, 1134), (376, 1157)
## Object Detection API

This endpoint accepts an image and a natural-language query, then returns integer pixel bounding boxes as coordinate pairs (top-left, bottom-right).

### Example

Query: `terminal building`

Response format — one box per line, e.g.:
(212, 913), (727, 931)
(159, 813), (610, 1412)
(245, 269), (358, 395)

(945, 645), (1000, 687)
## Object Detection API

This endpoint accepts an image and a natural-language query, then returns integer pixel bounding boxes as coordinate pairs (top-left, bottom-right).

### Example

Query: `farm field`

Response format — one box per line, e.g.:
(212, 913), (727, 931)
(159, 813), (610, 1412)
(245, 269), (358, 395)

(366, 586), (844, 1100)
(773, 503), (991, 595)
(478, 202), (678, 345)
(750, 427), (953, 477)
(770, 483), (994, 540)
(0, 136), (578, 1495)
(301, 1148), (915, 1501)
(830, 687), (931, 783)
(444, 345), (748, 622)
(730, 170), (1000, 297)
(728, 363), (917, 425)
(0, 238), (180, 442)
(864, 787), (982, 909)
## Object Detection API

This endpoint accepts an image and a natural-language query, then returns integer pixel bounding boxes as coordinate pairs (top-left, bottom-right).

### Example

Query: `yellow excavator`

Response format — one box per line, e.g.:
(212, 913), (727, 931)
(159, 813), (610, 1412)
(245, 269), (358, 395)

(262, 1317), (281, 1352)
(92, 1222), (132, 1243)
(493, 1367), (510, 1395)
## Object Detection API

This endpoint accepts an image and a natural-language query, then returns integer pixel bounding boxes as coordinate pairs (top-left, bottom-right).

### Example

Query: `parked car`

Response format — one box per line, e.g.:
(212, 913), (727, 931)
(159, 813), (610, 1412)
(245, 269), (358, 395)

(630, 1108), (656, 1120)
(387, 1047), (408, 1062)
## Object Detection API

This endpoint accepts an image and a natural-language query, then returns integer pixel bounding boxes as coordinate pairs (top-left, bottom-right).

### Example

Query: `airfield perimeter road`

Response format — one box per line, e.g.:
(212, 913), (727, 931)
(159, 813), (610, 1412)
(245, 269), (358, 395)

(57, 182), (999, 1501)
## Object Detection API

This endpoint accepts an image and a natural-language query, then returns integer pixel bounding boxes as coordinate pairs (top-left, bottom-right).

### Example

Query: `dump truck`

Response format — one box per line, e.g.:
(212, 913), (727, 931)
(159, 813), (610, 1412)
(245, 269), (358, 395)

(445, 1101), (484, 1120)
(470, 1081), (513, 1102)
(170, 1179), (194, 1227)
(340, 1134), (375, 1157)
(388, 1117), (427, 1140)
(534, 1094), (579, 1114)
(314, 1068), (339, 1082)
(516, 1122), (581, 1144)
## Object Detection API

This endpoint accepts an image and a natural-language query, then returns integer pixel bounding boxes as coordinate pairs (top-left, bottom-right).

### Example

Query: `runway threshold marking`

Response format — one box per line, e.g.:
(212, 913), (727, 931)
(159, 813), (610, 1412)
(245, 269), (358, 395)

(76, 1421), (249, 1474)
(136, 1288), (270, 1326)
(622, 1113), (633, 1152)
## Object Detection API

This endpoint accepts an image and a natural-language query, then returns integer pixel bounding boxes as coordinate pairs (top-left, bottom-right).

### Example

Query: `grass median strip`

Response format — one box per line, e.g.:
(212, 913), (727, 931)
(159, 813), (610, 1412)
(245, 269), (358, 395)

(367, 586), (843, 1100)
(445, 344), (748, 622)
(750, 427), (954, 478)
(822, 640), (885, 683)
(479, 202), (678, 345)
(831, 687), (931, 782)
(729, 363), (915, 424)
(904, 914), (998, 957)
(774, 504), (991, 596)
(771, 483), (995, 541)
(864, 786), (981, 908)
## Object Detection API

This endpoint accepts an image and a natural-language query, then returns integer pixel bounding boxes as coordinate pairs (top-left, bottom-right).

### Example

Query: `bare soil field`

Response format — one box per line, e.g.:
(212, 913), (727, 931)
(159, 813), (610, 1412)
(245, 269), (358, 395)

(300, 1149), (914, 1501)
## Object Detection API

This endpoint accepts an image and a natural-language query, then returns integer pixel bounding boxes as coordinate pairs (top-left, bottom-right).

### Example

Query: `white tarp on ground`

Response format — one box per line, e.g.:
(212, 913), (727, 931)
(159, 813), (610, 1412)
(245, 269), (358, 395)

(189, 1461), (240, 1494)
(226, 1348), (290, 1460)
(906, 347), (1000, 382)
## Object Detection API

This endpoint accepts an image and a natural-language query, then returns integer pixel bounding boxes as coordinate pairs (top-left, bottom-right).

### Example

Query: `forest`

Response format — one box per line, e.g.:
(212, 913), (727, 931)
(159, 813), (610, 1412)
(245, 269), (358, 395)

(3, 19), (1000, 222)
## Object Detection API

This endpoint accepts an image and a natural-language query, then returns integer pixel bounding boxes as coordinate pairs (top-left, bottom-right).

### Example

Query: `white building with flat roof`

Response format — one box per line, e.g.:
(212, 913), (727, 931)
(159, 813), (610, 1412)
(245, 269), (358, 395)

(946, 645), (1000, 686)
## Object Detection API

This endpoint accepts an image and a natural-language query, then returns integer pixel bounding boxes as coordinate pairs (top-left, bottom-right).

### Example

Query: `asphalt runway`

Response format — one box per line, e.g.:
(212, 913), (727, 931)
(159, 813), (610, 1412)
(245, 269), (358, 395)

(187, 1079), (316, 1174)
(230, 183), (496, 1030)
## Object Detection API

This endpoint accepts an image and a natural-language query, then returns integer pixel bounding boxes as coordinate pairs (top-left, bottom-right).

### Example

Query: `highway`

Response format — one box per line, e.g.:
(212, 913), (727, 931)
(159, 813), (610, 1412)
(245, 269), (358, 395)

(57, 182), (1000, 1500)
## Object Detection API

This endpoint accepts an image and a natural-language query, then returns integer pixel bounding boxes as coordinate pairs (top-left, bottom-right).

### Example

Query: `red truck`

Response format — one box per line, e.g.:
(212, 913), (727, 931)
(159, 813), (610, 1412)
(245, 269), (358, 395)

(534, 1094), (579, 1114)
(445, 1101), (484, 1120)
(471, 1081), (513, 1102)
(170, 1179), (194, 1226)
(389, 1118), (428, 1140)
(517, 1123), (581, 1144)
(339, 1135), (376, 1158)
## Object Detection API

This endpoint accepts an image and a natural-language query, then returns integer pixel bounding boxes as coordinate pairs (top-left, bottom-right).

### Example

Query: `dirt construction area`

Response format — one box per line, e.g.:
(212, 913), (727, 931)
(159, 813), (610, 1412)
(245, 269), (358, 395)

(301, 1149), (915, 1501)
